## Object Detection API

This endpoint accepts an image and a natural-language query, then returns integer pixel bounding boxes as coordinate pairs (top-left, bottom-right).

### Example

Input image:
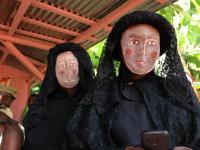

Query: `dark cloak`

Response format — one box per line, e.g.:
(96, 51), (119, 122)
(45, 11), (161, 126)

(66, 11), (200, 150)
(23, 42), (94, 149)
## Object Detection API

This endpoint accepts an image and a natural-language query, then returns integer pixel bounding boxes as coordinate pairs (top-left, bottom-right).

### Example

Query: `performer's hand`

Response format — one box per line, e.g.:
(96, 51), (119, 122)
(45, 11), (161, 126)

(173, 146), (192, 150)
(125, 146), (144, 150)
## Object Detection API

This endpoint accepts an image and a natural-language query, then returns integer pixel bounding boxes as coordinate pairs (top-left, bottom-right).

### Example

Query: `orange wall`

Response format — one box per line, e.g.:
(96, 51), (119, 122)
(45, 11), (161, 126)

(0, 64), (30, 121)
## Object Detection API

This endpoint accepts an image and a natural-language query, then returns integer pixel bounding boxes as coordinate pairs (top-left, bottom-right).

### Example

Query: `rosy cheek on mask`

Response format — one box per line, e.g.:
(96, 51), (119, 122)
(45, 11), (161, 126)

(150, 51), (158, 59)
(73, 69), (78, 75)
(59, 69), (65, 75)
(125, 48), (132, 56)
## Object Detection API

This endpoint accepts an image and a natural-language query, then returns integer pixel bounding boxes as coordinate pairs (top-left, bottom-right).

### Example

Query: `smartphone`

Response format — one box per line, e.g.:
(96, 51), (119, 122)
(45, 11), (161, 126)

(141, 130), (169, 150)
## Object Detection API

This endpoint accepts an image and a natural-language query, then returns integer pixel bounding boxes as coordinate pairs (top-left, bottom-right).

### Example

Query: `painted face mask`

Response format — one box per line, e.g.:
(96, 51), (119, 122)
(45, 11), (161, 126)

(55, 51), (79, 89)
(121, 24), (160, 75)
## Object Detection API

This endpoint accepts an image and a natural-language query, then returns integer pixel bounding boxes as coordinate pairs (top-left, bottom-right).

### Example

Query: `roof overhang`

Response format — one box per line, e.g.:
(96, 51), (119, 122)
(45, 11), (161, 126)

(0, 0), (177, 83)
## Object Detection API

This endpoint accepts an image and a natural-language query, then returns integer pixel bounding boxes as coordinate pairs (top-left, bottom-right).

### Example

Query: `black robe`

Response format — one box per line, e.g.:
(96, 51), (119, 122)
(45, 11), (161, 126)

(23, 42), (94, 150)
(67, 11), (200, 150)
(24, 89), (77, 150)
(67, 74), (200, 150)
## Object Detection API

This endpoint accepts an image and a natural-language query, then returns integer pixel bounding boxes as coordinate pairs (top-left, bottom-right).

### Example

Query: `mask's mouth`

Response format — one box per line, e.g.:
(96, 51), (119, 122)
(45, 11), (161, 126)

(63, 75), (77, 81)
(64, 79), (77, 82)
(135, 60), (146, 67)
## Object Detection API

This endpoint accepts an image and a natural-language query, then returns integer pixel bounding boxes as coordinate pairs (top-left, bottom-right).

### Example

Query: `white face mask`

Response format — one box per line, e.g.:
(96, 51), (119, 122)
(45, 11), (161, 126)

(121, 24), (160, 75)
(55, 51), (79, 89)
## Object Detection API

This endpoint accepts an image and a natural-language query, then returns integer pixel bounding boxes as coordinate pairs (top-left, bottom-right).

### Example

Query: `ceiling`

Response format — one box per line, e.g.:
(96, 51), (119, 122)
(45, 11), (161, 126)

(0, 0), (177, 83)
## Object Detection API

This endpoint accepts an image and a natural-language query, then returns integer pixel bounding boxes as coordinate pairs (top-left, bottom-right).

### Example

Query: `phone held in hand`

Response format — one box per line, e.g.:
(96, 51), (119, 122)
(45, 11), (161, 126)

(141, 130), (169, 150)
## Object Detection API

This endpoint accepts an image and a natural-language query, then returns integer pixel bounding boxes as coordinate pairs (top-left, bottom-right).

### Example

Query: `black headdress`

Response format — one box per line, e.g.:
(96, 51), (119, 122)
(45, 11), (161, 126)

(24, 42), (94, 128)
(99, 11), (185, 79)
(89, 11), (199, 114)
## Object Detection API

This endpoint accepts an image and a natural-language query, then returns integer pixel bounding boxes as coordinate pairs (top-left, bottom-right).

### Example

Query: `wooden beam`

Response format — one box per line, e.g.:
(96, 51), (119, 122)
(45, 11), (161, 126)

(155, 0), (168, 4)
(9, 0), (33, 35)
(0, 52), (8, 64)
(31, 0), (95, 25)
(15, 33), (55, 46)
(0, 24), (9, 30)
(26, 56), (45, 66)
(16, 28), (65, 43)
(0, 32), (52, 51)
(73, 0), (145, 43)
(22, 17), (79, 36)
(0, 45), (45, 66)
(22, 17), (97, 41)
(30, 0), (112, 32)
(28, 65), (46, 83)
(104, 26), (112, 32)
(0, 24), (65, 43)
(2, 41), (44, 80)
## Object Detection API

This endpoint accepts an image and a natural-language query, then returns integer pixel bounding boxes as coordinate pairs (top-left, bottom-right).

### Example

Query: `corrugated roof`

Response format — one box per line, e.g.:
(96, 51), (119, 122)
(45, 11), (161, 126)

(0, 0), (177, 83)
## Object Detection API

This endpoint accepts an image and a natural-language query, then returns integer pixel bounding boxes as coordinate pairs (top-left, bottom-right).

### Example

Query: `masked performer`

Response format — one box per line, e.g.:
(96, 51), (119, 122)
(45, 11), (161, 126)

(67, 11), (200, 150)
(23, 42), (94, 150)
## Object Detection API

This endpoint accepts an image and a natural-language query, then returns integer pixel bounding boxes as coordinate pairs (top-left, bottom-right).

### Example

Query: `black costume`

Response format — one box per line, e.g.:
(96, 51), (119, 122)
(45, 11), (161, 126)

(110, 75), (156, 147)
(23, 42), (94, 150)
(67, 11), (200, 150)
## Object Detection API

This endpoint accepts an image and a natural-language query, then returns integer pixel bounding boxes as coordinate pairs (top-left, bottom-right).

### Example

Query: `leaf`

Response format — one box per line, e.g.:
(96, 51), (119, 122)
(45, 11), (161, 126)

(194, 81), (200, 89)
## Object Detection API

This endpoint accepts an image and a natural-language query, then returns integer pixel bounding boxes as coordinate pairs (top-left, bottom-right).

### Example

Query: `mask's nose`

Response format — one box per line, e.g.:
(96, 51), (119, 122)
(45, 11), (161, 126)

(136, 42), (147, 60)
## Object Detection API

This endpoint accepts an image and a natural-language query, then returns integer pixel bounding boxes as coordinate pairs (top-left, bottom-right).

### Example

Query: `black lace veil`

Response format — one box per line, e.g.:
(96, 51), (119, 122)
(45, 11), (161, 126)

(98, 11), (185, 80)
(89, 11), (199, 114)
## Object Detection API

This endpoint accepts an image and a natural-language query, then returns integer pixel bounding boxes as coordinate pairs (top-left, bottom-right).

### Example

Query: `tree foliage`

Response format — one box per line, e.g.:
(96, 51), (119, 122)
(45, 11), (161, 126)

(159, 0), (200, 91)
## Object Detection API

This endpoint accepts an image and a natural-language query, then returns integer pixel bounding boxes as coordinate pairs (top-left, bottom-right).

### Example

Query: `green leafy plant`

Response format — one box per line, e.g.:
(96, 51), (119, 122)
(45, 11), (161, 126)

(30, 83), (41, 95)
(159, 0), (200, 92)
(87, 40), (105, 74)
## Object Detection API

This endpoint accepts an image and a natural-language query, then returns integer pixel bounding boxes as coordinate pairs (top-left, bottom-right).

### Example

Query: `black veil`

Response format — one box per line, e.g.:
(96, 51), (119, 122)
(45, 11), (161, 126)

(24, 42), (94, 128)
(87, 11), (199, 114)
(98, 11), (185, 80)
